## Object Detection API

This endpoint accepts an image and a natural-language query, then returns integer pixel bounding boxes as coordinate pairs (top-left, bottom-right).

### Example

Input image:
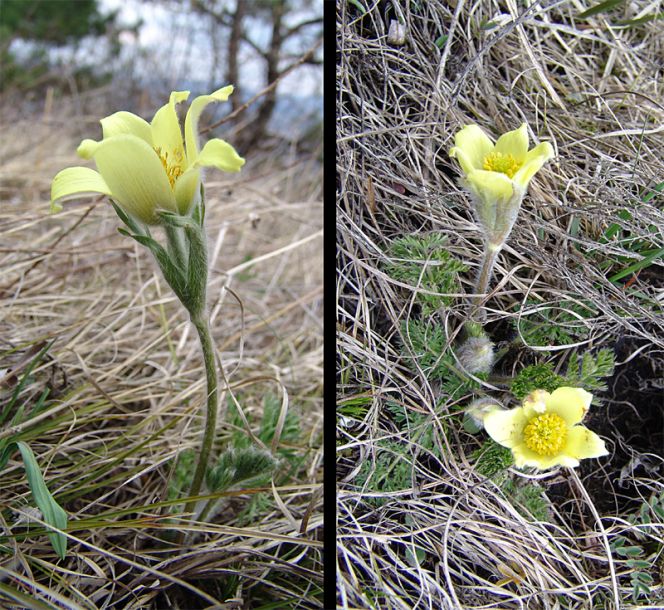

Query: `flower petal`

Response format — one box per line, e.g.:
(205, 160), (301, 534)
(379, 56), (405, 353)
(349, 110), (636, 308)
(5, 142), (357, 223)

(564, 426), (608, 460)
(466, 169), (514, 204)
(449, 124), (494, 173)
(77, 138), (101, 160)
(50, 167), (112, 213)
(101, 111), (153, 144)
(483, 406), (528, 449)
(193, 138), (245, 173)
(521, 390), (550, 418)
(173, 167), (201, 215)
(512, 142), (554, 190)
(512, 443), (578, 469)
(184, 85), (234, 164)
(151, 90), (189, 160)
(545, 387), (592, 425)
(494, 123), (528, 163)
(87, 134), (177, 224)
(449, 147), (480, 176)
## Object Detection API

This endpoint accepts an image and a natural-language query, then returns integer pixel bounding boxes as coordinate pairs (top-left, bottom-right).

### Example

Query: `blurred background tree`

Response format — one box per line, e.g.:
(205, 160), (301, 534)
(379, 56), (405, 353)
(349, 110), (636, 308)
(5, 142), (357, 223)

(0, 0), (322, 155)
(188, 0), (322, 151)
(0, 0), (132, 91)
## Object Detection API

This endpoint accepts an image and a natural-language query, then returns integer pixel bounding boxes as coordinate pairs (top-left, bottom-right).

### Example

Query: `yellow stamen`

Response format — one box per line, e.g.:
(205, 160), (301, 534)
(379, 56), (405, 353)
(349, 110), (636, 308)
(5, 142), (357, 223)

(523, 413), (567, 456)
(483, 152), (521, 178)
(155, 147), (184, 188)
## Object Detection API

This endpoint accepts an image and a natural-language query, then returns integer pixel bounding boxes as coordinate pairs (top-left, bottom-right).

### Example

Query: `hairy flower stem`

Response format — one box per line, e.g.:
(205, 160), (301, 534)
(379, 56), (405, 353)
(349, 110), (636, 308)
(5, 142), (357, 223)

(177, 314), (218, 543)
(472, 243), (501, 320)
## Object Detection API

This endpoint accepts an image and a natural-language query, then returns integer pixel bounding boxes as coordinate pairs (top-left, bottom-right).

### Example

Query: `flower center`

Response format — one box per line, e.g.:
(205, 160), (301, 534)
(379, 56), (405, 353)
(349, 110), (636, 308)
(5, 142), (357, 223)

(483, 152), (521, 178)
(155, 146), (184, 188)
(523, 413), (567, 456)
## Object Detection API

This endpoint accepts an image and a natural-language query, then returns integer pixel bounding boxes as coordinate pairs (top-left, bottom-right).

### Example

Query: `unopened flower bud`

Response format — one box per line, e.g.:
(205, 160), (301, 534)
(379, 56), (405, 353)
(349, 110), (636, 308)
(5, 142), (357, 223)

(464, 398), (504, 433)
(457, 336), (495, 374)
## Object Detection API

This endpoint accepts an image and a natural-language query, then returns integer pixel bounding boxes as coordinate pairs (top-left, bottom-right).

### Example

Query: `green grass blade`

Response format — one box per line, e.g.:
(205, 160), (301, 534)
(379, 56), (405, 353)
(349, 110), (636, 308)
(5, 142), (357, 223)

(608, 247), (664, 283)
(16, 442), (68, 559)
(578, 0), (626, 19)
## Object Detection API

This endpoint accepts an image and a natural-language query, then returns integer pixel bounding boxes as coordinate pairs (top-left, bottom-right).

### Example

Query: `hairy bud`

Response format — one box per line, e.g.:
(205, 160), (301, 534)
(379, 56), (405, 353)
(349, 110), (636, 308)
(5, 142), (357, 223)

(457, 336), (495, 374)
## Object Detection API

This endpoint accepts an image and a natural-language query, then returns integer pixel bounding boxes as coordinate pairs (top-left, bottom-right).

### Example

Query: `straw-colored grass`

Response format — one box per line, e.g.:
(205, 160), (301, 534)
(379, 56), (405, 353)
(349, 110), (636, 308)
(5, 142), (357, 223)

(337, 1), (663, 609)
(0, 87), (323, 608)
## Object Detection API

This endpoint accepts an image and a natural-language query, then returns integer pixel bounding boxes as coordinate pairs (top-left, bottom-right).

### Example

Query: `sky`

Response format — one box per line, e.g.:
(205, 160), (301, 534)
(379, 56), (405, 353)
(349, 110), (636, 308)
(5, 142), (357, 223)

(100, 0), (323, 98)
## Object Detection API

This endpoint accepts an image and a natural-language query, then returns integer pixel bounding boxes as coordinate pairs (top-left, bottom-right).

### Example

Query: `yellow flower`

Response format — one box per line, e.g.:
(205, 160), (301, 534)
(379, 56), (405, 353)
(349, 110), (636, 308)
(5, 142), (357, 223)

(449, 123), (554, 205)
(449, 124), (554, 245)
(51, 87), (245, 225)
(483, 387), (608, 469)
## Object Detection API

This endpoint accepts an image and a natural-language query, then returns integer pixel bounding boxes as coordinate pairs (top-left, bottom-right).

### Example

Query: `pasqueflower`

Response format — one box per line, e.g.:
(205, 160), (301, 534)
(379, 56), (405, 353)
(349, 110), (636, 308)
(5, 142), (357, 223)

(449, 123), (554, 245)
(482, 387), (608, 469)
(51, 87), (245, 225)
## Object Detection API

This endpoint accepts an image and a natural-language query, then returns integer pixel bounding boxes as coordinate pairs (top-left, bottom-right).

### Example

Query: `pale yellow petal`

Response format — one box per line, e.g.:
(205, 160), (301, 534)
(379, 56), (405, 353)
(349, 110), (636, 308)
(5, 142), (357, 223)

(173, 167), (201, 215)
(521, 390), (550, 419)
(101, 111), (152, 144)
(50, 167), (112, 213)
(449, 147), (479, 176)
(184, 85), (234, 164)
(449, 124), (493, 172)
(151, 90), (189, 160)
(483, 406), (528, 449)
(77, 138), (101, 160)
(512, 443), (578, 469)
(512, 142), (554, 189)
(545, 387), (592, 425)
(494, 123), (528, 163)
(564, 426), (608, 460)
(466, 169), (514, 204)
(88, 134), (176, 224)
(193, 138), (245, 173)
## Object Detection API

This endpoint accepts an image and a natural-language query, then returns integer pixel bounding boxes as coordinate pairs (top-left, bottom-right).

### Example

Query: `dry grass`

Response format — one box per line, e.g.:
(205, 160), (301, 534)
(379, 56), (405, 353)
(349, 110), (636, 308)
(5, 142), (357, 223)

(0, 87), (323, 608)
(337, 1), (663, 609)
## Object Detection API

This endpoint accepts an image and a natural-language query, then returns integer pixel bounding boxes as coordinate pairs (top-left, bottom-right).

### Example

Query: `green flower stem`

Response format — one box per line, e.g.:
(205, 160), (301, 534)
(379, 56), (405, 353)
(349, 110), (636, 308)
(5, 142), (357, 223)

(197, 496), (217, 524)
(178, 314), (218, 541)
(164, 224), (187, 272)
(472, 242), (501, 319)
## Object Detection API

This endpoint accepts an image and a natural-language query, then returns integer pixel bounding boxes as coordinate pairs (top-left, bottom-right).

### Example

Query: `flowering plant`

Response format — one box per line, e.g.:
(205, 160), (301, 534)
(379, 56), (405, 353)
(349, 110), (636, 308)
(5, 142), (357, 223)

(481, 387), (608, 469)
(449, 123), (554, 315)
(51, 87), (244, 224)
(51, 88), (245, 538)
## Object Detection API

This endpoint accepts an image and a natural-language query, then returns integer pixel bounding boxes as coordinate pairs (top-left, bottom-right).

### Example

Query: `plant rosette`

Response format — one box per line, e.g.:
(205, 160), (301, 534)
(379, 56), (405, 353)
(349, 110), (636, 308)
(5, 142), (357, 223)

(482, 387), (608, 469)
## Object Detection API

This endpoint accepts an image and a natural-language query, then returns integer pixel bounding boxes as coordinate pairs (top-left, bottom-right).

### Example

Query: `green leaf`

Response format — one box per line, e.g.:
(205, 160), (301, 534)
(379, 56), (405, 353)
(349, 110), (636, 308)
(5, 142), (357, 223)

(615, 545), (643, 557)
(641, 180), (664, 203)
(0, 340), (53, 426)
(110, 200), (144, 236)
(615, 12), (664, 27)
(15, 442), (68, 559)
(625, 559), (652, 569)
(634, 571), (654, 584)
(434, 34), (448, 48)
(608, 246), (664, 283)
(347, 0), (366, 14)
(578, 0), (626, 19)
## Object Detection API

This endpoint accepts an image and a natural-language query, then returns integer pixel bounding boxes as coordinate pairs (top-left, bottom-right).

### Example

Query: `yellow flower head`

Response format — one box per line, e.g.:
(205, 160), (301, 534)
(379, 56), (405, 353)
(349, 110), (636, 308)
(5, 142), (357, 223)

(449, 123), (554, 207)
(50, 87), (245, 225)
(483, 387), (608, 469)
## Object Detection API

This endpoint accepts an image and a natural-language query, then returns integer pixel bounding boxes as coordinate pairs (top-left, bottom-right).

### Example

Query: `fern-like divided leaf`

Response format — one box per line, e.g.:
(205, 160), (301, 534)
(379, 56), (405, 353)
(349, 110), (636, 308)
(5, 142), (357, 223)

(206, 446), (277, 492)
(471, 439), (513, 479)
(400, 319), (485, 399)
(564, 348), (615, 392)
(512, 299), (597, 349)
(510, 363), (566, 400)
(501, 479), (551, 522)
(384, 234), (467, 315)
(354, 440), (413, 507)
